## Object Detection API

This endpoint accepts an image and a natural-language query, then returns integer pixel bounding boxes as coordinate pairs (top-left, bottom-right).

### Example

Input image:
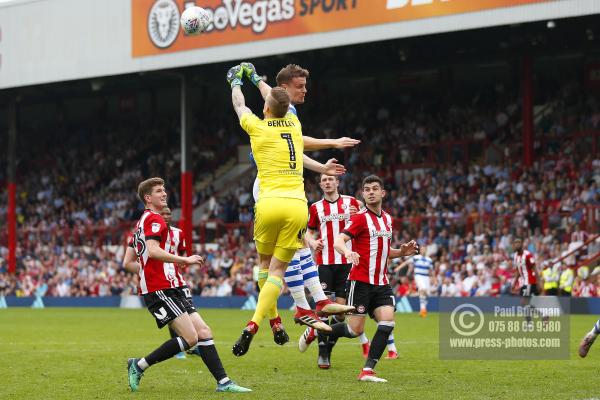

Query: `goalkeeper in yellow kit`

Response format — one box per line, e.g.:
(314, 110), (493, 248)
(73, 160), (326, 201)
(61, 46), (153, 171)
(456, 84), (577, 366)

(227, 65), (344, 356)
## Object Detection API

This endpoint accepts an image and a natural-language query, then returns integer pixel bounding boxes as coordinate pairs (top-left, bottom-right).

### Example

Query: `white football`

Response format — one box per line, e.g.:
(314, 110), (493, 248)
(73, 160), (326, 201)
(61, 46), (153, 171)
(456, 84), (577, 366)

(180, 6), (212, 35)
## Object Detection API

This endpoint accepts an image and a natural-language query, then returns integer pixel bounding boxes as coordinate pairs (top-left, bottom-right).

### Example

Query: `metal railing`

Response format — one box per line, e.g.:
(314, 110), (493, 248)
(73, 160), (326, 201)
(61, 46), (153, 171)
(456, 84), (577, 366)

(391, 130), (599, 169)
(393, 206), (599, 237)
(3, 206), (597, 248)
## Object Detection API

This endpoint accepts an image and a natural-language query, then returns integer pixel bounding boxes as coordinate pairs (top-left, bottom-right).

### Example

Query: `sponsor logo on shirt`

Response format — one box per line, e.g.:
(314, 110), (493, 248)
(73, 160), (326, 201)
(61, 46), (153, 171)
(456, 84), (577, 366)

(320, 213), (349, 223)
(370, 229), (392, 239)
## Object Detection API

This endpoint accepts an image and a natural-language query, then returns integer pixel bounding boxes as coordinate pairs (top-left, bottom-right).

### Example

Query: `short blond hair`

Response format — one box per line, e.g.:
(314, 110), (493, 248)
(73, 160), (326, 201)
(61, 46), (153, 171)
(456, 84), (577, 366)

(137, 177), (164, 204)
(267, 87), (290, 118)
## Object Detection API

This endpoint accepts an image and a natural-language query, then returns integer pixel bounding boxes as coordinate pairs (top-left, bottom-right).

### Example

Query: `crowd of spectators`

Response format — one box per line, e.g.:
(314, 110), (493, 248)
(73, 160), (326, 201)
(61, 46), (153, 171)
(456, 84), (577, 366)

(0, 232), (258, 298)
(0, 114), (242, 246)
(1, 216), (598, 299)
(0, 80), (599, 299)
(389, 225), (600, 298)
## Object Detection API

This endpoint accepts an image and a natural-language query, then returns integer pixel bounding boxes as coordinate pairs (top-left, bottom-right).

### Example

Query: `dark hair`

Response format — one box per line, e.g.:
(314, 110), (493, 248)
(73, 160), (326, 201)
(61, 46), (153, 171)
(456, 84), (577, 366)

(268, 87), (291, 118)
(137, 177), (164, 204)
(276, 64), (310, 85)
(362, 174), (384, 189)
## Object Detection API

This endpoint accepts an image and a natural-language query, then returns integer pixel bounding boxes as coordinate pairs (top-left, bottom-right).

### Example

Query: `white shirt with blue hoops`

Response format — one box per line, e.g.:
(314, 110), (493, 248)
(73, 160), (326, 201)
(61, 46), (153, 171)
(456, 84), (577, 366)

(412, 254), (433, 277)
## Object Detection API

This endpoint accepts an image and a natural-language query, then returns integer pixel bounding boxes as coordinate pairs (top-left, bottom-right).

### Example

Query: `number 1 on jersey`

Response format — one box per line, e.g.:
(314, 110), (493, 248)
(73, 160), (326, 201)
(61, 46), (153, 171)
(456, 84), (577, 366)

(281, 133), (297, 169)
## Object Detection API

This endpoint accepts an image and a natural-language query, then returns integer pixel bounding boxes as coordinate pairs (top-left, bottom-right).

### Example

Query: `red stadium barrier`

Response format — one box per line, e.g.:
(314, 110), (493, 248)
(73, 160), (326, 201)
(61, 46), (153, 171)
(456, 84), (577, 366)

(194, 220), (254, 244)
(392, 138), (499, 169)
(390, 130), (600, 169)
(391, 206), (599, 237)
(2, 206), (597, 249)
(14, 222), (135, 249)
(539, 130), (600, 160)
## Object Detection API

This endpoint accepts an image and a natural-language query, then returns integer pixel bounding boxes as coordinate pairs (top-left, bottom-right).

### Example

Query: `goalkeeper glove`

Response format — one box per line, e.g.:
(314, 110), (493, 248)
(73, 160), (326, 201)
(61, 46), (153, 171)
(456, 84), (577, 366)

(241, 62), (263, 86)
(226, 65), (244, 88)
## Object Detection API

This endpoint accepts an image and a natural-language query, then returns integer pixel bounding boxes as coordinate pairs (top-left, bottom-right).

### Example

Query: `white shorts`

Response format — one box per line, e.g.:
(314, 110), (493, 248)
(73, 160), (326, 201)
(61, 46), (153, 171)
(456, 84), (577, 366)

(415, 275), (430, 292)
(253, 177), (260, 202)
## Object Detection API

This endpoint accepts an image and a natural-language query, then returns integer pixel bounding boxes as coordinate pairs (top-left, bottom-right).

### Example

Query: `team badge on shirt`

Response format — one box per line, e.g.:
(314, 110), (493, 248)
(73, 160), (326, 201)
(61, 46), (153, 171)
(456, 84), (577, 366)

(151, 223), (161, 233)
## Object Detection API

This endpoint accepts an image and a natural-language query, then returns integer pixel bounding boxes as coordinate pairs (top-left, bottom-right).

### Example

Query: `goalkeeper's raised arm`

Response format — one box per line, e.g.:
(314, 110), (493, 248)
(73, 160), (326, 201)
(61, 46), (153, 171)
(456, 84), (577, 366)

(241, 62), (271, 100)
(227, 65), (252, 120)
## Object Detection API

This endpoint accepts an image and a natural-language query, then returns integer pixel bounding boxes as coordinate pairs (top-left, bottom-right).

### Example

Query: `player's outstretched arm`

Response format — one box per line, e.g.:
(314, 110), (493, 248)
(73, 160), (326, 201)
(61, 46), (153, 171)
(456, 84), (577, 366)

(146, 240), (204, 266)
(393, 258), (412, 273)
(241, 62), (271, 100)
(303, 154), (346, 176)
(334, 233), (359, 265)
(231, 85), (252, 120)
(123, 246), (141, 274)
(303, 136), (361, 151)
(389, 240), (420, 259)
(227, 65), (252, 120)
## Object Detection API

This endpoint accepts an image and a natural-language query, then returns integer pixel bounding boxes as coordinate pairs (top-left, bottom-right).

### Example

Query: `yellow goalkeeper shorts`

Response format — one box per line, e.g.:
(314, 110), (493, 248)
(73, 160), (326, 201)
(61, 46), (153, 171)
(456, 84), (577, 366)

(253, 197), (307, 263)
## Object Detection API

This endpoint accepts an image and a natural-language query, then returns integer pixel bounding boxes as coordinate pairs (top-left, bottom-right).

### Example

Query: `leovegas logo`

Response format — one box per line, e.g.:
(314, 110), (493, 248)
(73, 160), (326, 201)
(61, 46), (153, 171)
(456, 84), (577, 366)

(147, 0), (360, 45)
(172, 0), (358, 36)
(387, 0), (451, 10)
(200, 0), (295, 34)
(133, 0), (552, 57)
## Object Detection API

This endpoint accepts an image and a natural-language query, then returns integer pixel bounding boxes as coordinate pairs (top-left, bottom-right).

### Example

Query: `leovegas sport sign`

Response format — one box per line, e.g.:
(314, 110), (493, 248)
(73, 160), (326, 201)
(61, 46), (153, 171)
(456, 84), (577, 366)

(132, 0), (556, 57)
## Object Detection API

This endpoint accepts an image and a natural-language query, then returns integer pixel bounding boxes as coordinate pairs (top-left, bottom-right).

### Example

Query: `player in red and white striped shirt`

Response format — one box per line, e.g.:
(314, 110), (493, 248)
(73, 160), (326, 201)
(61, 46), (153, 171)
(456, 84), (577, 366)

(161, 207), (189, 288)
(328, 175), (418, 383)
(308, 175), (361, 266)
(125, 207), (189, 288)
(302, 174), (373, 366)
(125, 177), (250, 393)
(512, 237), (546, 333)
(124, 206), (189, 359)
(513, 238), (539, 297)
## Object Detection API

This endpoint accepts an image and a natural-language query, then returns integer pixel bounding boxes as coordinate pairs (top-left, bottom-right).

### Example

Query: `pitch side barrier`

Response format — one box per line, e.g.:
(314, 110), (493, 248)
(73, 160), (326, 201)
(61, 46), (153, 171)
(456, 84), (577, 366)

(1, 296), (600, 314)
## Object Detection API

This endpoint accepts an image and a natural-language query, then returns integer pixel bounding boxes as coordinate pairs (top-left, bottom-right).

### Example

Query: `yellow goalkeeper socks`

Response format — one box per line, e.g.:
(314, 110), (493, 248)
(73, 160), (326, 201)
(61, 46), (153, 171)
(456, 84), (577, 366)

(257, 269), (269, 289)
(257, 268), (278, 320)
(251, 276), (283, 326)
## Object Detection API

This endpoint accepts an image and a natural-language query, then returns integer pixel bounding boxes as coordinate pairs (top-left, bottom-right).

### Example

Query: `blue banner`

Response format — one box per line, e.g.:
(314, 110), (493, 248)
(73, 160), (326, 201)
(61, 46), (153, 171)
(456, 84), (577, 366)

(2, 295), (599, 314)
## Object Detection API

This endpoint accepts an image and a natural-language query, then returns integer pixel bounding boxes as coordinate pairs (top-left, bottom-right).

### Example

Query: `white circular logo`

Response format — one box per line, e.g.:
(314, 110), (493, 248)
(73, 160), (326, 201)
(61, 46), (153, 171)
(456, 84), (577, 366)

(148, 0), (180, 49)
(450, 303), (484, 337)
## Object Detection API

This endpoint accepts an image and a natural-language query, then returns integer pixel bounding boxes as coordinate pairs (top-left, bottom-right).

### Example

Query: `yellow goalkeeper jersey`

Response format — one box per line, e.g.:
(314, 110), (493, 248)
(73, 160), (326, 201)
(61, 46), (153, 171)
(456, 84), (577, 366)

(240, 112), (306, 201)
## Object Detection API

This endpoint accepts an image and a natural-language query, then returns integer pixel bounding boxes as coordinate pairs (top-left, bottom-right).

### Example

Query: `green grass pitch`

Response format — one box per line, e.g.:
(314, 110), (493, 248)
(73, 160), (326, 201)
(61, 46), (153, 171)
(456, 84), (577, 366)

(1, 308), (600, 399)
